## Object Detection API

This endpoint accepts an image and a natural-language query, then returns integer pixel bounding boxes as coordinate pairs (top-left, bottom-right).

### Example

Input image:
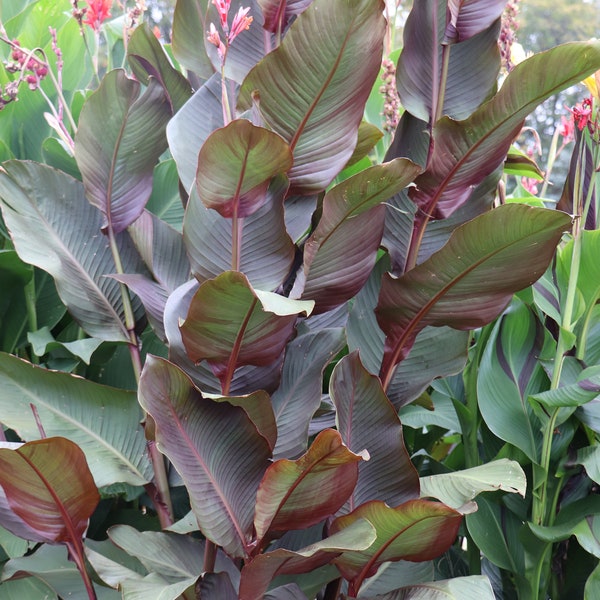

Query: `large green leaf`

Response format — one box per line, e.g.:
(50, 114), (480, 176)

(411, 41), (600, 219)
(0, 352), (152, 487)
(271, 328), (346, 460)
(74, 70), (171, 233)
(138, 356), (272, 558)
(238, 519), (376, 600)
(238, 0), (386, 193)
(376, 204), (571, 387)
(0, 161), (146, 343)
(330, 352), (420, 511)
(0, 438), (99, 544)
(184, 181), (295, 291)
(254, 429), (365, 544)
(420, 460), (527, 509)
(292, 159), (421, 313)
(180, 271), (313, 382)
(127, 23), (193, 113)
(196, 119), (293, 218)
(171, 0), (213, 78)
(331, 500), (462, 594)
(397, 0), (501, 122)
(478, 301), (547, 461)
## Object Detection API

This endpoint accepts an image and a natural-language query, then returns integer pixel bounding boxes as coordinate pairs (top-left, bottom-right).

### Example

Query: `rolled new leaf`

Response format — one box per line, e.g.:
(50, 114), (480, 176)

(257, 0), (312, 34)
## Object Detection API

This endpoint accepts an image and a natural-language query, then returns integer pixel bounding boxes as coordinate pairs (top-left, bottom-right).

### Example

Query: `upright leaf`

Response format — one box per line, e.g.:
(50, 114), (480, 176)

(330, 353), (420, 511)
(196, 119), (293, 218)
(0, 438), (99, 543)
(257, 0), (312, 34)
(396, 0), (501, 123)
(445, 0), (507, 42)
(0, 161), (146, 343)
(376, 204), (571, 386)
(238, 0), (386, 193)
(411, 41), (600, 219)
(138, 356), (272, 558)
(74, 69), (171, 233)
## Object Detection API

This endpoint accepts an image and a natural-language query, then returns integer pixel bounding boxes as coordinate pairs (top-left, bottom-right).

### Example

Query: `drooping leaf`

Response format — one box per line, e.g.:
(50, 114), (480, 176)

(356, 560), (434, 597)
(74, 69), (171, 233)
(238, 0), (386, 193)
(0, 161), (146, 343)
(196, 119), (293, 218)
(127, 23), (193, 113)
(410, 41), (600, 219)
(396, 0), (501, 123)
(331, 500), (462, 592)
(238, 519), (376, 600)
(254, 429), (365, 543)
(167, 74), (224, 193)
(257, 0), (312, 34)
(0, 438), (99, 543)
(291, 159), (421, 313)
(180, 271), (313, 381)
(197, 572), (238, 600)
(376, 204), (571, 386)
(0, 352), (152, 487)
(420, 460), (527, 509)
(184, 180), (295, 291)
(330, 352), (420, 512)
(271, 328), (346, 459)
(138, 356), (272, 558)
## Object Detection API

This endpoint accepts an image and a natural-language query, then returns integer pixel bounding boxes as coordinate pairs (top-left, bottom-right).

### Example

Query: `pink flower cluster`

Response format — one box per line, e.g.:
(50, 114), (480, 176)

(207, 0), (253, 61)
(567, 98), (594, 133)
(6, 40), (48, 90)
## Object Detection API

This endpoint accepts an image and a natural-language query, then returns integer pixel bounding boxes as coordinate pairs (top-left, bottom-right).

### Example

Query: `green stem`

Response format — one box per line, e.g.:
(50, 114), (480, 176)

(106, 225), (173, 527)
(24, 275), (38, 363)
(540, 126), (560, 199)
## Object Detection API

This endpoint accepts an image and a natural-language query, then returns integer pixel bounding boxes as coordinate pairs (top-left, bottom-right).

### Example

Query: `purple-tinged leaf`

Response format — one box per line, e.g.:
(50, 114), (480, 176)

(138, 356), (272, 558)
(411, 41), (600, 219)
(272, 328), (346, 460)
(396, 0), (500, 123)
(331, 353), (419, 512)
(164, 279), (285, 394)
(292, 159), (421, 313)
(445, 0), (506, 43)
(257, 0), (312, 34)
(238, 519), (376, 600)
(180, 271), (313, 382)
(331, 500), (462, 593)
(0, 162), (146, 343)
(238, 0), (386, 194)
(197, 572), (238, 599)
(196, 120), (293, 218)
(74, 70), (171, 233)
(184, 181), (295, 291)
(376, 204), (571, 387)
(127, 23), (193, 113)
(0, 438), (99, 544)
(254, 429), (365, 544)
(283, 194), (318, 243)
(359, 575), (495, 599)
(167, 74), (224, 193)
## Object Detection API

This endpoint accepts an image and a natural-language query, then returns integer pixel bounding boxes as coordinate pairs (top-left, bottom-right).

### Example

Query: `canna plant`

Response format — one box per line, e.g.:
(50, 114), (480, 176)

(0, 0), (598, 598)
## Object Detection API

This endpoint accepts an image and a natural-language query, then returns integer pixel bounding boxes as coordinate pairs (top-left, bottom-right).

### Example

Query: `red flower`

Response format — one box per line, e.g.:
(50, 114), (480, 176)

(83, 0), (112, 33)
(566, 97), (593, 132)
(558, 115), (574, 144)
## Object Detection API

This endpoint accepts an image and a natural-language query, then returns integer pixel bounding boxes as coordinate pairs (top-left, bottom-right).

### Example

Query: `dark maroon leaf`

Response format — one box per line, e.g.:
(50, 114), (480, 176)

(257, 0), (313, 34)
(444, 0), (506, 43)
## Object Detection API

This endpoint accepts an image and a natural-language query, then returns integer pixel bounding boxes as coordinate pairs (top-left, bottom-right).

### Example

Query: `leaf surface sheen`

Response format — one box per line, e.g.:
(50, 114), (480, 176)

(238, 0), (386, 193)
(74, 69), (171, 233)
(138, 356), (272, 558)
(330, 352), (420, 512)
(258, 0), (312, 33)
(254, 429), (365, 543)
(0, 438), (99, 544)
